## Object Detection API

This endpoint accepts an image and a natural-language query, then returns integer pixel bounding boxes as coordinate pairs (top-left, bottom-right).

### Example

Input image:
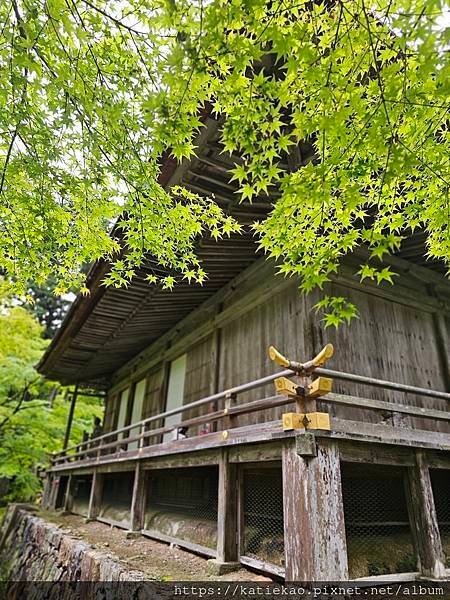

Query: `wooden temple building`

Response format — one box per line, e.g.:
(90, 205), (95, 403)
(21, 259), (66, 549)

(38, 117), (450, 582)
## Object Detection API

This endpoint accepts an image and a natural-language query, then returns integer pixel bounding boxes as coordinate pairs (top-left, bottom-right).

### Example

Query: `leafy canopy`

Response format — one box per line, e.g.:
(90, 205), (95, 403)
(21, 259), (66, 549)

(0, 289), (102, 501)
(0, 0), (448, 323)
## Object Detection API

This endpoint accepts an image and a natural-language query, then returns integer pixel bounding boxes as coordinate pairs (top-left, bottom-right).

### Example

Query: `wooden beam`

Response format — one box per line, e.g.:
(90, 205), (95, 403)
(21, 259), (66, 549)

(406, 451), (446, 579)
(282, 438), (348, 581)
(130, 462), (147, 532)
(142, 529), (216, 558)
(48, 418), (450, 475)
(63, 385), (79, 450)
(97, 516), (130, 530)
(337, 440), (415, 466)
(324, 392), (450, 421)
(216, 449), (238, 563)
(141, 450), (220, 470)
(87, 470), (103, 520)
(229, 441), (283, 463)
(427, 451), (450, 470)
(239, 555), (285, 578)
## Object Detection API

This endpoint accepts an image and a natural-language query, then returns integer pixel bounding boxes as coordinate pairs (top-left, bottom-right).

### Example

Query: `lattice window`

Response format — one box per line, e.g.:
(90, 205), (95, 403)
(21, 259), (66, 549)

(241, 466), (284, 568)
(99, 471), (134, 527)
(71, 475), (92, 517)
(342, 464), (416, 578)
(145, 466), (218, 550)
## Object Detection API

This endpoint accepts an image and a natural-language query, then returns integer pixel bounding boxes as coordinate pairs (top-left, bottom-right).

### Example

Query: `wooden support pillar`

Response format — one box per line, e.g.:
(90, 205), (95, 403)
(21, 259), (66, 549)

(49, 475), (61, 510)
(87, 470), (103, 521)
(208, 449), (239, 575)
(406, 451), (446, 579)
(46, 474), (62, 510)
(63, 474), (76, 513)
(217, 449), (238, 562)
(42, 475), (52, 509)
(63, 385), (79, 450)
(46, 474), (59, 510)
(282, 436), (348, 581)
(129, 462), (147, 532)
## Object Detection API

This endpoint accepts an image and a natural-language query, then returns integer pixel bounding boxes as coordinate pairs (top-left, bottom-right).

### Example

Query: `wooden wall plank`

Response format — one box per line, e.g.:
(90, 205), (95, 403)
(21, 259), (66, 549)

(107, 267), (449, 434)
(103, 393), (118, 434)
(142, 367), (165, 419)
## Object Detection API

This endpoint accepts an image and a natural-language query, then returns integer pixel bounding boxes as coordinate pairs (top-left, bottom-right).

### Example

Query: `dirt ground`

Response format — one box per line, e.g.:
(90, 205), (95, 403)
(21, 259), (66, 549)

(39, 511), (274, 582)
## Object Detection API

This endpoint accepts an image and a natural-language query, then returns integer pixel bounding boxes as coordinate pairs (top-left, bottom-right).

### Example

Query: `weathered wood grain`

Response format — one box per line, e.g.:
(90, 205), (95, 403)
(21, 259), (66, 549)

(406, 451), (446, 579)
(216, 449), (238, 563)
(239, 555), (285, 578)
(130, 462), (147, 531)
(87, 470), (103, 520)
(141, 529), (217, 558)
(96, 516), (131, 530)
(49, 417), (450, 474)
(63, 474), (75, 512)
(282, 438), (348, 581)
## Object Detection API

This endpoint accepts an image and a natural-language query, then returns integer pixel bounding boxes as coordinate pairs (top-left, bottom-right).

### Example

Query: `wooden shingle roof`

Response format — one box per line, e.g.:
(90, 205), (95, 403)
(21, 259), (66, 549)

(37, 116), (446, 387)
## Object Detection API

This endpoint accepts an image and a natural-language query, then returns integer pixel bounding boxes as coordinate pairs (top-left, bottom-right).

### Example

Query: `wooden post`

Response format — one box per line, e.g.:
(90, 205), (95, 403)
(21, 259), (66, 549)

(217, 449), (238, 562)
(208, 449), (239, 574)
(296, 377), (316, 415)
(138, 423), (146, 451)
(406, 451), (446, 579)
(42, 475), (52, 509)
(282, 436), (348, 581)
(63, 385), (79, 450)
(63, 474), (76, 513)
(87, 470), (103, 521)
(223, 392), (236, 431)
(46, 474), (60, 510)
(129, 462), (147, 533)
(49, 476), (60, 509)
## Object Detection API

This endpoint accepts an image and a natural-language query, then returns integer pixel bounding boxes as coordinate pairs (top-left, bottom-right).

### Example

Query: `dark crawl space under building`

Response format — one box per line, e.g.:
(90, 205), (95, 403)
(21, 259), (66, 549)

(38, 116), (450, 582)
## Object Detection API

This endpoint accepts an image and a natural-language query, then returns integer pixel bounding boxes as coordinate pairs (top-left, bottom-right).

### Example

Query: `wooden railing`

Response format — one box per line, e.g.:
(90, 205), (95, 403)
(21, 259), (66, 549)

(51, 362), (450, 467)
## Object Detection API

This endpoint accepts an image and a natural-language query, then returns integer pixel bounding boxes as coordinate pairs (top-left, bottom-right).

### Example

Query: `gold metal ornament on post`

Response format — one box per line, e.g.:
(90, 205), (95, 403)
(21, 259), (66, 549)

(269, 344), (334, 431)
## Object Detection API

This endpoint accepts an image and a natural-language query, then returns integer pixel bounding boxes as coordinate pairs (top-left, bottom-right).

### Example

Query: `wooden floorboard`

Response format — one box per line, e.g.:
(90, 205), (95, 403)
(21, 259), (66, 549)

(49, 418), (450, 474)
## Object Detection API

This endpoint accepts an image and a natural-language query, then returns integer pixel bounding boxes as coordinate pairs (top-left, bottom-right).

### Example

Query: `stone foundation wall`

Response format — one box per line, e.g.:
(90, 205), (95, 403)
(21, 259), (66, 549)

(0, 504), (145, 582)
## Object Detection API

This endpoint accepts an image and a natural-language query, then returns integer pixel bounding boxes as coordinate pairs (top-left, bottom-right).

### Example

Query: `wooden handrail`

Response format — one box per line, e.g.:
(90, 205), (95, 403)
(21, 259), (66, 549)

(52, 365), (450, 463)
(53, 370), (293, 458)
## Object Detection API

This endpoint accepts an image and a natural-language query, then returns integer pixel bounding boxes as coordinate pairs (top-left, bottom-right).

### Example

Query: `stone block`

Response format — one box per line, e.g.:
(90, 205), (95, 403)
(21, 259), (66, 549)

(206, 559), (241, 575)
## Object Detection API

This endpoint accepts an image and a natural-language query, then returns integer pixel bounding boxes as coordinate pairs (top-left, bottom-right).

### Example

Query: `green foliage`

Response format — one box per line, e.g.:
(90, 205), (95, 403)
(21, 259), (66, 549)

(0, 0), (448, 324)
(0, 295), (46, 396)
(0, 393), (102, 502)
(314, 295), (360, 328)
(0, 291), (102, 502)
(19, 275), (73, 339)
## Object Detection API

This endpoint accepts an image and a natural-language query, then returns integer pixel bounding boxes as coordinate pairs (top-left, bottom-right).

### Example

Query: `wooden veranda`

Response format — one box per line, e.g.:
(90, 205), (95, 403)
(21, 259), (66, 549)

(43, 346), (450, 582)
